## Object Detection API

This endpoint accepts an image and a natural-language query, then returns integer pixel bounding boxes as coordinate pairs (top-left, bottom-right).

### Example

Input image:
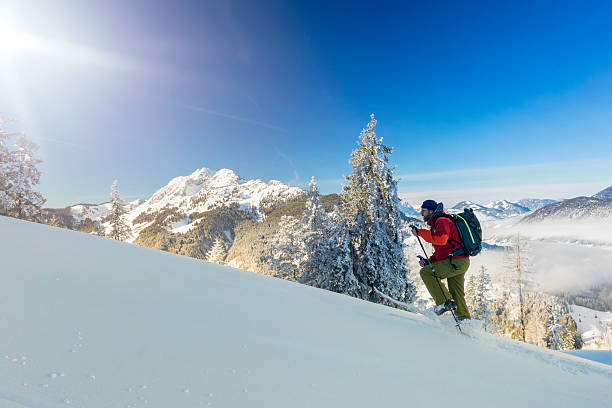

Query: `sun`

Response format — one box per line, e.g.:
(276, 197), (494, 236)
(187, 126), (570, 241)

(0, 13), (43, 58)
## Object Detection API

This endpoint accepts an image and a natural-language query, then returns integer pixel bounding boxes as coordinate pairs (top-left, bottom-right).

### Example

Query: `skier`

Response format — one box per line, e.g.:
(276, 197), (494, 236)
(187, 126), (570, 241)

(411, 200), (471, 320)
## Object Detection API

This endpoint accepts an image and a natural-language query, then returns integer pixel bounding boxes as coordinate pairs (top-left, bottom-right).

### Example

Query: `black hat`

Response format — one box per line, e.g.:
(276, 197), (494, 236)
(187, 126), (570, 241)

(421, 200), (437, 211)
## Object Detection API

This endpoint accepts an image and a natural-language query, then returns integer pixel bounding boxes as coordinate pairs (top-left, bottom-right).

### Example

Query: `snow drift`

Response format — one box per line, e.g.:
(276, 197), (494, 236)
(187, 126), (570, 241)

(0, 215), (610, 407)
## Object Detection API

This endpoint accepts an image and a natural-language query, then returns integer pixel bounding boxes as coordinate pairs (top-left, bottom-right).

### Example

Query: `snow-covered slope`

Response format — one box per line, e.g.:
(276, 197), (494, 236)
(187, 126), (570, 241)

(516, 198), (557, 211)
(63, 167), (305, 240)
(2, 215), (611, 407)
(125, 168), (304, 238)
(486, 199), (530, 217)
(450, 200), (511, 220)
(570, 305), (612, 349)
(399, 200), (420, 217)
(65, 199), (142, 224)
(593, 185), (612, 200)
(522, 196), (612, 222)
(451, 200), (487, 211)
(137, 167), (302, 215)
(451, 199), (537, 220)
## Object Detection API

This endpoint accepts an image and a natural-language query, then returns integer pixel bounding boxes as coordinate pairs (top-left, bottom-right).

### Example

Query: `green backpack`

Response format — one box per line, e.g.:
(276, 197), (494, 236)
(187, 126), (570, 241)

(438, 208), (482, 256)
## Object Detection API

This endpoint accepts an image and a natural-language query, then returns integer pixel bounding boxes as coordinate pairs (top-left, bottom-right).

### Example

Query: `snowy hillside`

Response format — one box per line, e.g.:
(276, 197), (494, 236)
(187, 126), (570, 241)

(398, 200), (420, 217)
(516, 198), (558, 211)
(1, 215), (611, 407)
(522, 196), (612, 222)
(570, 305), (612, 349)
(593, 185), (612, 200)
(486, 199), (530, 216)
(434, 198), (558, 220)
(123, 168), (304, 239)
(66, 199), (142, 224)
(47, 167), (306, 241)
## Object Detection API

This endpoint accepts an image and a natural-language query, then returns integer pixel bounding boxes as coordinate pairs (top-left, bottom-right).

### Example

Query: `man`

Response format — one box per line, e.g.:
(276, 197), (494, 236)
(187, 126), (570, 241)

(411, 200), (471, 320)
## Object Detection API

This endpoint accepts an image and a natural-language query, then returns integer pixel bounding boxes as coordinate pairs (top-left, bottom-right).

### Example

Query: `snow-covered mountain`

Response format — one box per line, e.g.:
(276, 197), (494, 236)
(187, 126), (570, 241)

(67, 199), (143, 224)
(451, 200), (488, 211)
(593, 185), (612, 200)
(522, 196), (612, 222)
(570, 305), (612, 349)
(519, 185), (612, 222)
(450, 200), (529, 219)
(398, 200), (420, 217)
(125, 168), (305, 238)
(486, 200), (530, 216)
(444, 198), (564, 220)
(516, 198), (557, 211)
(48, 167), (306, 240)
(2, 214), (611, 407)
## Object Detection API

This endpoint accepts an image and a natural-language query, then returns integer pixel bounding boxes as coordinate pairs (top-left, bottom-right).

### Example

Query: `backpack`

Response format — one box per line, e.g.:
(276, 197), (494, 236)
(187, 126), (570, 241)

(436, 208), (482, 256)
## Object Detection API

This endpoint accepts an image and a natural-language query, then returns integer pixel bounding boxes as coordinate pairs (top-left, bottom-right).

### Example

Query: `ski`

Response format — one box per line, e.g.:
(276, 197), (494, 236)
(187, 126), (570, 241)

(372, 286), (424, 314)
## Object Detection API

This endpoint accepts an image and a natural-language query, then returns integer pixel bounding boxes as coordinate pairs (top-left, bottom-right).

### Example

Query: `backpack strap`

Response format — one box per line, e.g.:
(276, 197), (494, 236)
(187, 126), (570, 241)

(435, 215), (464, 253)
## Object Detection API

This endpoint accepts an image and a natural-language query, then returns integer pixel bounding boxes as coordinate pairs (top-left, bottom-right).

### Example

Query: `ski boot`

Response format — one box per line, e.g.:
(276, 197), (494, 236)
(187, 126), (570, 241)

(434, 299), (457, 315)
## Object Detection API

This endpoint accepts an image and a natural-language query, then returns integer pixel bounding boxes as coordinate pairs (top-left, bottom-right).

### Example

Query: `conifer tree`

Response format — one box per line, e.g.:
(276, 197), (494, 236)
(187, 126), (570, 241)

(268, 215), (303, 280)
(341, 114), (414, 302)
(0, 121), (45, 220)
(298, 178), (360, 295)
(266, 177), (360, 295)
(309, 210), (360, 296)
(297, 177), (331, 282)
(207, 236), (227, 264)
(0, 118), (10, 213)
(466, 266), (493, 326)
(109, 180), (130, 240)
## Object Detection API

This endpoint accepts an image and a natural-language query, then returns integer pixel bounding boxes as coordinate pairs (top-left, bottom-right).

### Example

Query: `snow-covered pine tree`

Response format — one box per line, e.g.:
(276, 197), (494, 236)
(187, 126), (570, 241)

(2, 133), (45, 220)
(109, 180), (130, 240)
(207, 236), (227, 264)
(465, 266), (493, 327)
(288, 177), (325, 283)
(539, 295), (583, 350)
(341, 114), (414, 302)
(297, 178), (360, 295)
(311, 209), (360, 296)
(0, 117), (11, 213)
(490, 291), (522, 339)
(268, 215), (304, 280)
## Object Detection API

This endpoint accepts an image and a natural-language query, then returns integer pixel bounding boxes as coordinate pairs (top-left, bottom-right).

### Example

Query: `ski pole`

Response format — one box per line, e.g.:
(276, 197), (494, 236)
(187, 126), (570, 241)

(412, 225), (462, 331)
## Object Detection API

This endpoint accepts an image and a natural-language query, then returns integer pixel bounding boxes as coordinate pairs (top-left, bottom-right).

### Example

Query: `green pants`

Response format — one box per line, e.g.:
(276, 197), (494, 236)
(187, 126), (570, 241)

(419, 258), (471, 320)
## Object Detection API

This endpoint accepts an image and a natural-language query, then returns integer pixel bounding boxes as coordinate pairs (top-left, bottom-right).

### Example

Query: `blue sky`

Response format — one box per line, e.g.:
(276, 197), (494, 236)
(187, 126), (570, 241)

(1, 0), (612, 207)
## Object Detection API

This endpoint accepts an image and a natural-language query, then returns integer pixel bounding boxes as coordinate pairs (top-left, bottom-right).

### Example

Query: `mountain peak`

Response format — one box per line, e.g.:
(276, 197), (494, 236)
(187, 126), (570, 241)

(452, 200), (485, 210)
(189, 167), (214, 180)
(593, 185), (612, 200)
(210, 168), (242, 186)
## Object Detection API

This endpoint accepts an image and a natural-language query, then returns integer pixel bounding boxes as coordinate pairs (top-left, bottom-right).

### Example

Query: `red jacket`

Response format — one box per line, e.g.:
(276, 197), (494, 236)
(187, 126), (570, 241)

(418, 213), (468, 263)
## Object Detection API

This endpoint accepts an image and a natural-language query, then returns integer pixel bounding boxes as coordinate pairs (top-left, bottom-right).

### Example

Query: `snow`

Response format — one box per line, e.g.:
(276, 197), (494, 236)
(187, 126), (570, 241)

(68, 203), (112, 224)
(168, 217), (194, 234)
(1, 215), (612, 407)
(569, 305), (612, 349)
(122, 167), (304, 242)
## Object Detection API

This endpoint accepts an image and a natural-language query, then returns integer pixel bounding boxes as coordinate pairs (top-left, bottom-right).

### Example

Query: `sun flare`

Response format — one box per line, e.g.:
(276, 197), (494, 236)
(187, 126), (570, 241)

(0, 14), (43, 58)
